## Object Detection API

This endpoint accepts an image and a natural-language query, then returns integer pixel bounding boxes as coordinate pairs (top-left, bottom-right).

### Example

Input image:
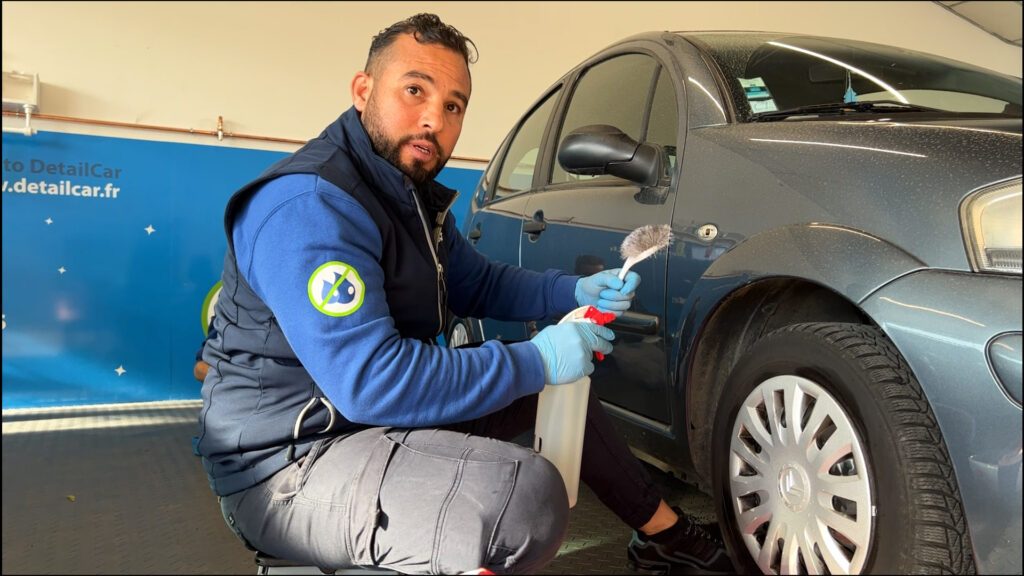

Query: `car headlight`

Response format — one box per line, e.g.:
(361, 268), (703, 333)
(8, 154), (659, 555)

(960, 179), (1022, 275)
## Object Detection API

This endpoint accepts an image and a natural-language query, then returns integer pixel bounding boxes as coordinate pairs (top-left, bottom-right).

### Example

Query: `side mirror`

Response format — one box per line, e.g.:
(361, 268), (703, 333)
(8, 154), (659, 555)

(557, 124), (663, 187)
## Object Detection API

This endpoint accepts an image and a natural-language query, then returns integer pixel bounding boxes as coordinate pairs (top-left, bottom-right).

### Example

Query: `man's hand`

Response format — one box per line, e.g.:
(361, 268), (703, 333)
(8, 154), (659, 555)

(575, 269), (641, 316)
(194, 360), (210, 382)
(530, 322), (615, 385)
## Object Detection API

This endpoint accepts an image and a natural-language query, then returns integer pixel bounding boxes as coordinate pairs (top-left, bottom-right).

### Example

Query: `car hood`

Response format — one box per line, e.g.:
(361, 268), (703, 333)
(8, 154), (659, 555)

(682, 117), (1022, 270)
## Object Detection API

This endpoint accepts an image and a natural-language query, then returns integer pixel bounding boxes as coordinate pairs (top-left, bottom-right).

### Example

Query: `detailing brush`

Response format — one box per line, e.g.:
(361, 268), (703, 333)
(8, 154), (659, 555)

(618, 224), (673, 280)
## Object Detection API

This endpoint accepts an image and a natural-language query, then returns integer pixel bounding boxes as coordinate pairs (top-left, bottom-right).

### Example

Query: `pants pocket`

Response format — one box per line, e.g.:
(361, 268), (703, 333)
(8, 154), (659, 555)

(434, 454), (519, 573)
(347, 431), (520, 574)
(219, 491), (257, 550)
(346, 432), (399, 567)
(265, 438), (331, 502)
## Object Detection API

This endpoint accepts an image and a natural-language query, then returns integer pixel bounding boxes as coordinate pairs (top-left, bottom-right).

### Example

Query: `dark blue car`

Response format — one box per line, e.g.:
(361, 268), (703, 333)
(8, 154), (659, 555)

(454, 32), (1022, 574)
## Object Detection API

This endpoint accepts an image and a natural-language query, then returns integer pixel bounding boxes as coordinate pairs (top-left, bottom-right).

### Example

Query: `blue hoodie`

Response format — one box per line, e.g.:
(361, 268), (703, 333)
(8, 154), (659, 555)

(198, 108), (577, 495)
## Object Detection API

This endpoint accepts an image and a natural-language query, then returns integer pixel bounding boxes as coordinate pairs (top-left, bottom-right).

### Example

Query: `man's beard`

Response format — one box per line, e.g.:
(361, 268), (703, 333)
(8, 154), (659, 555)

(361, 100), (447, 186)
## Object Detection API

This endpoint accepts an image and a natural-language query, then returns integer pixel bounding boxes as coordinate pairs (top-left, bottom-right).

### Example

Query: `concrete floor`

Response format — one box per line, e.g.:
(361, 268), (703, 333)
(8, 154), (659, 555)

(1, 400), (714, 574)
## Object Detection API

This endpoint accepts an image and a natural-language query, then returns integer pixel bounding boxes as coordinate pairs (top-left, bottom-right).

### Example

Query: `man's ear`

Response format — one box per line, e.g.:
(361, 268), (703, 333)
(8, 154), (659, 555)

(351, 72), (373, 112)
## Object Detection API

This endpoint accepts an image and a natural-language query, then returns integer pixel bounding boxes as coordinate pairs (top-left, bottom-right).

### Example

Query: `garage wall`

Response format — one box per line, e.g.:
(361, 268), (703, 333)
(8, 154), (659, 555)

(2, 1), (1021, 159)
(2, 2), (1020, 408)
(0, 129), (484, 408)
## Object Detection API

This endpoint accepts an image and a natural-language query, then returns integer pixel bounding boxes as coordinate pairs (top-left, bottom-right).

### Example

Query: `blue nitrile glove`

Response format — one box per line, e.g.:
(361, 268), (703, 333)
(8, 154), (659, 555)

(530, 322), (615, 385)
(575, 269), (641, 316)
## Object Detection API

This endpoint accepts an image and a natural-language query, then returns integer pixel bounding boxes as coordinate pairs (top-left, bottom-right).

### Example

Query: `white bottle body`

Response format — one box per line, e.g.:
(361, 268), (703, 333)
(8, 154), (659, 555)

(534, 375), (590, 508)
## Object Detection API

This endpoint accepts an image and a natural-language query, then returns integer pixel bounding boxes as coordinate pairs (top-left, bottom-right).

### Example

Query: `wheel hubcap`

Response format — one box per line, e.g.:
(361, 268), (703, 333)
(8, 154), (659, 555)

(728, 375), (873, 574)
(448, 322), (469, 348)
(778, 465), (810, 512)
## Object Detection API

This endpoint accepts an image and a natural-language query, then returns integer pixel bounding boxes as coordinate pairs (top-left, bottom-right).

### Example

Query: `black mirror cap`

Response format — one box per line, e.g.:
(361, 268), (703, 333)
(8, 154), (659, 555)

(608, 142), (662, 187)
(558, 124), (663, 186)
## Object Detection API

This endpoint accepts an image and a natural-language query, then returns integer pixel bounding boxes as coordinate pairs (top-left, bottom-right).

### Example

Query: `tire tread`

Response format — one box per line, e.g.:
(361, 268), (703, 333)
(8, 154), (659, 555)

(774, 323), (974, 574)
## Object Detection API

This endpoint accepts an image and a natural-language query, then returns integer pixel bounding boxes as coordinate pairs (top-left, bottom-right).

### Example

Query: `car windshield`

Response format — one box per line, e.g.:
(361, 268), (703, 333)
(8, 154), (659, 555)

(683, 32), (1023, 122)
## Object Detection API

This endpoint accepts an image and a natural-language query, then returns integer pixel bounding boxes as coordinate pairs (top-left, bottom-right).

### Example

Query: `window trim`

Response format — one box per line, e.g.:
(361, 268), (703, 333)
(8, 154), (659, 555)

(477, 130), (511, 206)
(640, 65), (663, 143)
(486, 83), (565, 204)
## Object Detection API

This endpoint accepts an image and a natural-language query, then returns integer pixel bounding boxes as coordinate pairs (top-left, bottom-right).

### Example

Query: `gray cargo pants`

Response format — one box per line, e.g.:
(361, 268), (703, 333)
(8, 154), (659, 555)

(219, 390), (661, 574)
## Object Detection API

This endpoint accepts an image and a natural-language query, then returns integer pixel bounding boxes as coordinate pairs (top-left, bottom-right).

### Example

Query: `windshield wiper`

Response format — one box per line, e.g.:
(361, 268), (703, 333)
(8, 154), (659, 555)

(752, 100), (948, 121)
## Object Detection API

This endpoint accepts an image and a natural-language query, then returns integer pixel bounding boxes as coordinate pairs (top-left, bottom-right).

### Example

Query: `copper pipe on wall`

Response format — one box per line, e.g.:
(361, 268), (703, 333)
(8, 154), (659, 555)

(1, 110), (488, 163)
(2, 109), (304, 144)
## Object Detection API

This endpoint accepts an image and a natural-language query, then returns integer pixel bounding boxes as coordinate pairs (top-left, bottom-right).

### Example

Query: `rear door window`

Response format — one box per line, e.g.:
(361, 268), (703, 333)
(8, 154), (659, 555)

(492, 86), (563, 200)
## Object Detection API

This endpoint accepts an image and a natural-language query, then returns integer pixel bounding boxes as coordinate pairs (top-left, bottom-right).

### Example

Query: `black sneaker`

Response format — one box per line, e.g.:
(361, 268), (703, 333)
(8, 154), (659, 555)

(626, 508), (733, 575)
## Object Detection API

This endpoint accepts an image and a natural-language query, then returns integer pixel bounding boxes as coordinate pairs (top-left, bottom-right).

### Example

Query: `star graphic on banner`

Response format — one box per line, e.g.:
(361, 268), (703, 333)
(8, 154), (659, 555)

(144, 225), (156, 235)
(114, 365), (127, 376)
(45, 217), (53, 225)
(58, 266), (67, 275)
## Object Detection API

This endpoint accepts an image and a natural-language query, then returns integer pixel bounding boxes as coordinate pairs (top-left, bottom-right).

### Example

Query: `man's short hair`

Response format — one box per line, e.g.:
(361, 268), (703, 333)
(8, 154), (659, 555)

(365, 13), (477, 75)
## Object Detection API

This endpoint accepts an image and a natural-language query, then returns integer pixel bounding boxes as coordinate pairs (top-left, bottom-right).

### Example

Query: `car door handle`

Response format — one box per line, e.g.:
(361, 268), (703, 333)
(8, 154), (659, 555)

(467, 227), (482, 243)
(607, 311), (659, 336)
(523, 211), (546, 236)
(522, 220), (546, 235)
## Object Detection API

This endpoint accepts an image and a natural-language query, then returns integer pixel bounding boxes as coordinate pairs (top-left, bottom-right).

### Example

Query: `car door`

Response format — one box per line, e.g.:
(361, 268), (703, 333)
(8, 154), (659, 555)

(465, 85), (564, 342)
(519, 52), (681, 423)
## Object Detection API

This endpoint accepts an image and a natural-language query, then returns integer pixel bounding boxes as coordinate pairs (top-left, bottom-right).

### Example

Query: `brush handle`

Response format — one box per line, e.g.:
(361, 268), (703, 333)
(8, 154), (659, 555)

(618, 256), (640, 281)
(618, 245), (660, 280)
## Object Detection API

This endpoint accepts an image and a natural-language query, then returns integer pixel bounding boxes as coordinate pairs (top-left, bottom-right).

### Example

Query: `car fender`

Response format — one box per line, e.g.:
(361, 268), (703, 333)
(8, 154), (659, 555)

(674, 221), (923, 373)
(669, 223), (926, 479)
(698, 222), (925, 304)
(675, 223), (925, 358)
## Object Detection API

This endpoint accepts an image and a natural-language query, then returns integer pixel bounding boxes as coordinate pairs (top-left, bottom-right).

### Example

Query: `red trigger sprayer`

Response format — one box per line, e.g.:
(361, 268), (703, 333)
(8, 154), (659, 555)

(582, 306), (616, 360)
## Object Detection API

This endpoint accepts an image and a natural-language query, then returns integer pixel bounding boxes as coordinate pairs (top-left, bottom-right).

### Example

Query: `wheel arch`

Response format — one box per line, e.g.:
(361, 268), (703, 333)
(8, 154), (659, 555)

(681, 277), (872, 484)
(672, 223), (926, 483)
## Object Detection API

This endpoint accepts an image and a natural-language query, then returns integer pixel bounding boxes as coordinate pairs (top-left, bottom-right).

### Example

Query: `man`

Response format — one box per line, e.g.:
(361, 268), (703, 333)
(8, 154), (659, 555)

(199, 13), (731, 575)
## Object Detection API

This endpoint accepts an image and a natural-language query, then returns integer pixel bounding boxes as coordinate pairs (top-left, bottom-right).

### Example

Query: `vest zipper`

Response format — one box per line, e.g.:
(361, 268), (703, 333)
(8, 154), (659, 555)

(409, 188), (460, 337)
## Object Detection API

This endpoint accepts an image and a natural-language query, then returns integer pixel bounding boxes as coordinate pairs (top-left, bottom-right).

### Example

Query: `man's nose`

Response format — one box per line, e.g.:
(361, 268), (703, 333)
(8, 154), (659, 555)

(419, 103), (445, 133)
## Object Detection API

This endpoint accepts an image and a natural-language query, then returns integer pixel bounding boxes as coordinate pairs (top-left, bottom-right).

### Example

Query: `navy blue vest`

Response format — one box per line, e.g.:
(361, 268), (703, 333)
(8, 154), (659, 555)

(199, 108), (457, 496)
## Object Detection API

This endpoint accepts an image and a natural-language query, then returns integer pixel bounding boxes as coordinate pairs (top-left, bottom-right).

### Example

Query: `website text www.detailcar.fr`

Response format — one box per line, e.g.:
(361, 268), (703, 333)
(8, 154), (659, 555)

(3, 177), (121, 199)
(3, 159), (124, 200)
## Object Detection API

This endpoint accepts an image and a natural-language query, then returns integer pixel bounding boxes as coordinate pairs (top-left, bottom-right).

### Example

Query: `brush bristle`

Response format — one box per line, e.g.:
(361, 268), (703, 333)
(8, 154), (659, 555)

(620, 225), (673, 260)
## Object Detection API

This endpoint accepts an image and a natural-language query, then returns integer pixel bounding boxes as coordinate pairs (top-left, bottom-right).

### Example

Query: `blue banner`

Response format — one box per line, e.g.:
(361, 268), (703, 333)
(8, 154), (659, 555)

(2, 130), (481, 408)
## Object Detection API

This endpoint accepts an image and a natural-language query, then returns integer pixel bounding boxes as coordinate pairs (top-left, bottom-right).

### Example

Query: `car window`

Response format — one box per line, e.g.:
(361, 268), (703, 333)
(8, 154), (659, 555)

(858, 89), (1009, 113)
(478, 134), (505, 203)
(645, 68), (679, 180)
(493, 86), (562, 200)
(550, 54), (658, 185)
(687, 33), (1022, 121)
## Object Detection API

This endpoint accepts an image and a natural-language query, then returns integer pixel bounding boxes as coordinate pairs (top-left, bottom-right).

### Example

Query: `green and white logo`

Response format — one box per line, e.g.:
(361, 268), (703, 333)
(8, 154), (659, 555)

(201, 281), (222, 336)
(308, 261), (365, 317)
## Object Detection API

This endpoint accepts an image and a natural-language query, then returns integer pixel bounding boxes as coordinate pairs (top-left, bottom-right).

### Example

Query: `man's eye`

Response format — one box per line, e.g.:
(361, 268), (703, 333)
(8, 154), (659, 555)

(406, 86), (421, 96)
(446, 103), (462, 114)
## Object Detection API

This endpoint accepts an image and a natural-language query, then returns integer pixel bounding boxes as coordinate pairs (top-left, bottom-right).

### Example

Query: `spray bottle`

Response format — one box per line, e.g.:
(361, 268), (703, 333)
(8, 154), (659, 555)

(534, 224), (673, 507)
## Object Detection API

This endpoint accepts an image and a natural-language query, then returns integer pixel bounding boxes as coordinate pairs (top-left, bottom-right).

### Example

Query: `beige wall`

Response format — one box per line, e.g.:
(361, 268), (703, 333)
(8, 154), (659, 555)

(3, 1), (1021, 164)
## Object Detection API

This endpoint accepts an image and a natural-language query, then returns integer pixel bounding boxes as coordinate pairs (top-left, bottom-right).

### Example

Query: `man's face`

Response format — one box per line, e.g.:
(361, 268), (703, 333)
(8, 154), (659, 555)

(352, 34), (471, 185)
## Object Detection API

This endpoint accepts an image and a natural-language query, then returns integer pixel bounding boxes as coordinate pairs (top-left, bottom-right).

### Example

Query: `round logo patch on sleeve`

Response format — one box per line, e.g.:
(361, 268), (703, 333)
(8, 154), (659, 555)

(308, 261), (366, 317)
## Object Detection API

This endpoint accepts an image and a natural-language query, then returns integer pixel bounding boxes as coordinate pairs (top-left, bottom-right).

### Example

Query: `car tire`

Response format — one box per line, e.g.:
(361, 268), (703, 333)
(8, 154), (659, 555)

(445, 314), (475, 349)
(711, 322), (974, 574)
